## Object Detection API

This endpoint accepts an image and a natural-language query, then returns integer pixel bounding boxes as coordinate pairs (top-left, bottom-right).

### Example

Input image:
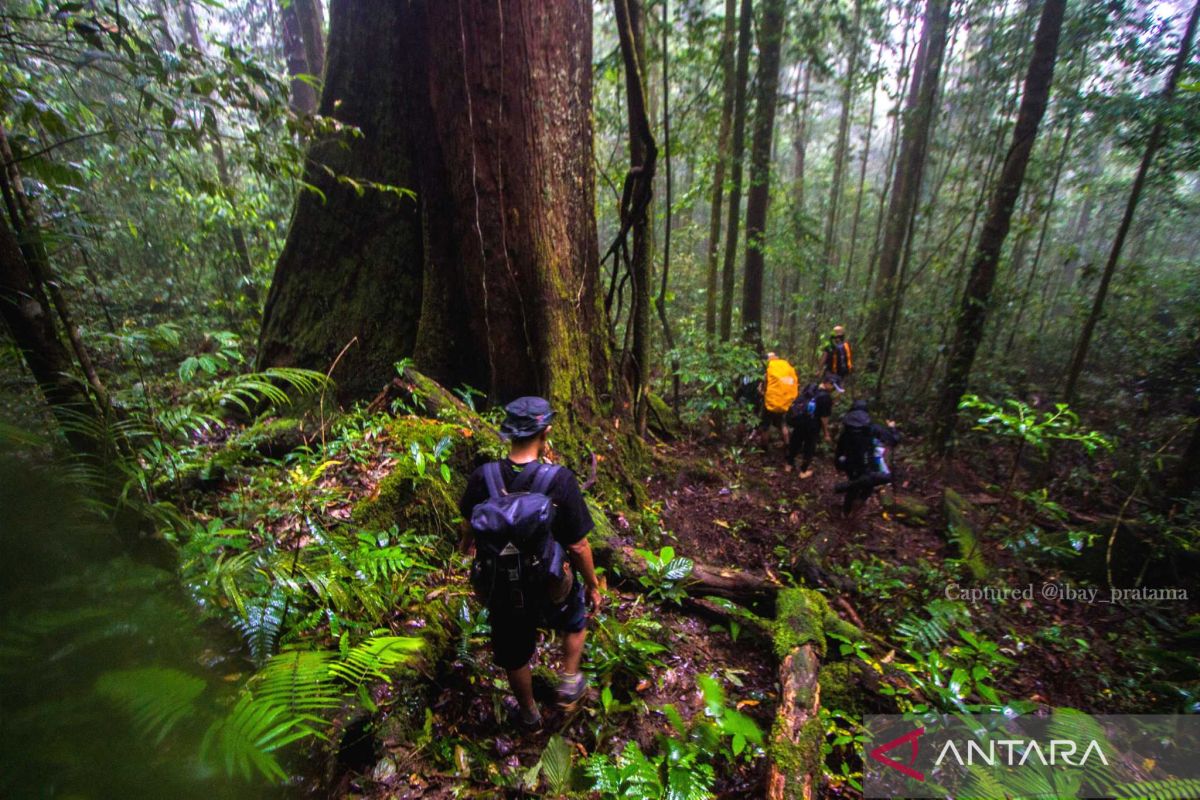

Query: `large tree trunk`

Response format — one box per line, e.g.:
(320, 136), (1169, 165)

(258, 0), (423, 400)
(740, 0), (786, 348)
(409, 0), (610, 412)
(719, 0), (754, 342)
(863, 0), (950, 369)
(933, 0), (1067, 452)
(1063, 0), (1200, 402)
(704, 0), (738, 343)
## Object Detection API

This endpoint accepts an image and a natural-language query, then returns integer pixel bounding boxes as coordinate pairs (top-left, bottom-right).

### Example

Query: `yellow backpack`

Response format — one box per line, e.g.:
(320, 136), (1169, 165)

(764, 358), (799, 413)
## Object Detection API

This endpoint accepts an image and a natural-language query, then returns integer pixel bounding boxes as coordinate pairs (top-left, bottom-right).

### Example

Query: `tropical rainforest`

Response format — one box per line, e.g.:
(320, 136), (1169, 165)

(1, 0), (1199, 797)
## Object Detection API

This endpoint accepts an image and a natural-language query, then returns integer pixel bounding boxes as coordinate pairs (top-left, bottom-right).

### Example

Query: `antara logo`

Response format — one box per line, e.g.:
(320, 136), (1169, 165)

(934, 739), (1109, 768)
(869, 727), (926, 781)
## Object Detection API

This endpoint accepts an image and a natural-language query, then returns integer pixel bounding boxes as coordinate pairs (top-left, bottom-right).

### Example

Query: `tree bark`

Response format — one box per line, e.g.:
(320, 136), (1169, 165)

(613, 0), (655, 432)
(719, 0), (753, 342)
(740, 0), (786, 348)
(787, 67), (812, 355)
(933, 0), (1067, 452)
(1063, 0), (1200, 402)
(408, 0), (610, 412)
(259, 0), (424, 400)
(657, 0), (678, 409)
(765, 643), (821, 800)
(704, 0), (737, 343)
(863, 0), (950, 369)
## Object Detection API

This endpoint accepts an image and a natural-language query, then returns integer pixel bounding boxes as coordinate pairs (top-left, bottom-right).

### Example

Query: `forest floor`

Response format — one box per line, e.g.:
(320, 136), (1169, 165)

(333, 417), (1188, 798)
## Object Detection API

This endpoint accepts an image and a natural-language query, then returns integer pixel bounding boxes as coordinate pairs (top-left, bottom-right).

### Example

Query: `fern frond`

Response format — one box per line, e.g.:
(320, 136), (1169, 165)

(202, 694), (324, 783)
(252, 649), (341, 713)
(95, 667), (205, 743)
(327, 635), (424, 692)
(236, 589), (287, 665)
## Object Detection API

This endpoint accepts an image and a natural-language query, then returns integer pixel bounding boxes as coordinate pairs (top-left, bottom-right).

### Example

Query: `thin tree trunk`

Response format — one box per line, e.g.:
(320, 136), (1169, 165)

(934, 0), (1067, 452)
(278, 0), (318, 114)
(741, 0), (786, 348)
(704, 0), (737, 343)
(845, 35), (885, 286)
(788, 67), (812, 355)
(657, 0), (679, 408)
(863, 0), (951, 369)
(1063, 0), (1200, 402)
(719, 0), (753, 342)
(820, 0), (863, 295)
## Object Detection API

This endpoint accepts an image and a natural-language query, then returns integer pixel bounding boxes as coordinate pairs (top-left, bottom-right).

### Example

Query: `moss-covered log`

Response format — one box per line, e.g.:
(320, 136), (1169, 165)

(767, 588), (829, 800)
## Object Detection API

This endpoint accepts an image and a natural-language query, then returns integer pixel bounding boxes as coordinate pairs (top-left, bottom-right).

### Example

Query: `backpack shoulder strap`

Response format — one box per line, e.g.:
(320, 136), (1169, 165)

(482, 461), (506, 499)
(530, 463), (562, 496)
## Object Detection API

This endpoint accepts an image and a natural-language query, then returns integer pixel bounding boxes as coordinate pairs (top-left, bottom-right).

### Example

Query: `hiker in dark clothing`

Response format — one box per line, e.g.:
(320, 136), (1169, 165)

(786, 379), (834, 478)
(834, 400), (900, 514)
(458, 397), (602, 731)
(822, 325), (853, 392)
(834, 400), (875, 514)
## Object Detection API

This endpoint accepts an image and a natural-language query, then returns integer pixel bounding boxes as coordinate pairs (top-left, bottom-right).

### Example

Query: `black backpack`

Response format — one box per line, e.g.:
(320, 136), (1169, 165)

(469, 462), (571, 613)
(836, 422), (875, 475)
(787, 384), (819, 425)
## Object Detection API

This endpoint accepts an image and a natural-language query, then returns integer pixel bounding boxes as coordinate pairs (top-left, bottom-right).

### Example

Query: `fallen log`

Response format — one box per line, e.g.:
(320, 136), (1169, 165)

(765, 588), (829, 800)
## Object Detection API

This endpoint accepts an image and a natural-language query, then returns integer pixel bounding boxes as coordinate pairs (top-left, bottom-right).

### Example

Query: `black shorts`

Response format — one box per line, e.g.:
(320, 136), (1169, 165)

(760, 410), (786, 429)
(488, 579), (587, 670)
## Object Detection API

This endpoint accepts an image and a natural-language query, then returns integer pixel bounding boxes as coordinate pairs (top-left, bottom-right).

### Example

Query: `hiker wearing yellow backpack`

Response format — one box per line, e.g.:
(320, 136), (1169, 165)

(758, 351), (800, 454)
(821, 325), (853, 393)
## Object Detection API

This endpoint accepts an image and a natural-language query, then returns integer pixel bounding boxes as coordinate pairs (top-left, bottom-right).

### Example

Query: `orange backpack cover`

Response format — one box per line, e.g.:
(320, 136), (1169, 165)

(764, 358), (799, 413)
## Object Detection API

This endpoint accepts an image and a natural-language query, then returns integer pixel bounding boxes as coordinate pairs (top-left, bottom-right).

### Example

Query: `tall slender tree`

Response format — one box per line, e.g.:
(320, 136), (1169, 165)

(933, 0), (1068, 451)
(863, 0), (951, 371)
(704, 0), (738, 342)
(1063, 0), (1200, 402)
(719, 0), (753, 341)
(819, 0), (863, 296)
(741, 0), (787, 348)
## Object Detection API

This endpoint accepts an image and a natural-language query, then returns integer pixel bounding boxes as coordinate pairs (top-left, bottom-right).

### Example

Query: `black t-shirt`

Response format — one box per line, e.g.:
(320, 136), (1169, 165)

(794, 390), (833, 429)
(459, 459), (594, 547)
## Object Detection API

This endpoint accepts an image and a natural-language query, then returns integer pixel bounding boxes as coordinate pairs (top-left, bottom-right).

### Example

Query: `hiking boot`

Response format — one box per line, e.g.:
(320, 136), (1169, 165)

(507, 701), (543, 733)
(556, 672), (588, 707)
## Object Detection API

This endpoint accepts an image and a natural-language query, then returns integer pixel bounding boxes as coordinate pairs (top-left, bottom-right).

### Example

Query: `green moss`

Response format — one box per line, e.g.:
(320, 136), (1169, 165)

(769, 713), (825, 799)
(818, 661), (865, 716)
(773, 588), (829, 659)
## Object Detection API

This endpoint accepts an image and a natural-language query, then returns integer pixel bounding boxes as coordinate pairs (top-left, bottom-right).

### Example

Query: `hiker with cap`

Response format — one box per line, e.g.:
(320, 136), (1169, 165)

(821, 325), (854, 392)
(458, 397), (602, 731)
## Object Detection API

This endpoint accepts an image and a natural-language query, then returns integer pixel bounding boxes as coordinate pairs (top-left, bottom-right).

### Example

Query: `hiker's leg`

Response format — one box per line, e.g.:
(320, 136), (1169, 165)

(786, 427), (801, 466)
(561, 628), (586, 674)
(801, 429), (816, 471)
(507, 664), (537, 712)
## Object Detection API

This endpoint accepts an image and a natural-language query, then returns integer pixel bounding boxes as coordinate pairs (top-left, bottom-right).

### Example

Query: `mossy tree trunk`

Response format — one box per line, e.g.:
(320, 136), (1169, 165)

(260, 0), (610, 420)
(405, 0), (609, 417)
(258, 0), (425, 400)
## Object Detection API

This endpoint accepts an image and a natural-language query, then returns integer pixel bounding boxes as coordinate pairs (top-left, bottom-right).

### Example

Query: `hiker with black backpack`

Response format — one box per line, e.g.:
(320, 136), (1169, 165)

(457, 397), (602, 732)
(834, 399), (900, 514)
(785, 378), (834, 478)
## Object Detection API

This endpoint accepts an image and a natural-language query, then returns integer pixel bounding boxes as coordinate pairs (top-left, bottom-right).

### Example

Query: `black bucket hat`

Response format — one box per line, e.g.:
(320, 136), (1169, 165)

(844, 400), (871, 428)
(500, 396), (555, 439)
